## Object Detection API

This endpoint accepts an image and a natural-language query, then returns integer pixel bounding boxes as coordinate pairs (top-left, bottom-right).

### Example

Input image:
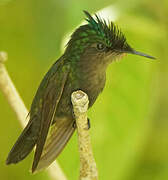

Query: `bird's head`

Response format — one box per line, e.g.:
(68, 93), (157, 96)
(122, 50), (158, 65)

(65, 11), (155, 66)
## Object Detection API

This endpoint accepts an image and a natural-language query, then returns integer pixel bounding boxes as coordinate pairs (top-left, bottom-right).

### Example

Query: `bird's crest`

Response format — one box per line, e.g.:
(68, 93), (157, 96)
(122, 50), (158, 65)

(84, 10), (129, 50)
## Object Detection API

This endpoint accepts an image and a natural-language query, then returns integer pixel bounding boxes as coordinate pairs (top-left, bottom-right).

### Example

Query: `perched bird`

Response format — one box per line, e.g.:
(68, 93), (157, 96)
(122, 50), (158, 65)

(6, 11), (155, 173)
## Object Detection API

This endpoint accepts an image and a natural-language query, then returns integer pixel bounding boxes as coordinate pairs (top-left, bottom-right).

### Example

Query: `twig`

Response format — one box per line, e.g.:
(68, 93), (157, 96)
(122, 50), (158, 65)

(71, 90), (98, 180)
(0, 52), (67, 180)
(0, 52), (27, 125)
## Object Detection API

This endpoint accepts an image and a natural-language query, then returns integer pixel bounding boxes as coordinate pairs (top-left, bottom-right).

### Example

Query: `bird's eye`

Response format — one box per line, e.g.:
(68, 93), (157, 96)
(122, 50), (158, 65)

(96, 43), (106, 51)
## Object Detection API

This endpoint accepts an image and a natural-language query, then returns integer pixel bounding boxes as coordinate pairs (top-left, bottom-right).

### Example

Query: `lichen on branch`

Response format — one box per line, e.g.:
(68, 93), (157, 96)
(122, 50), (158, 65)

(71, 90), (98, 180)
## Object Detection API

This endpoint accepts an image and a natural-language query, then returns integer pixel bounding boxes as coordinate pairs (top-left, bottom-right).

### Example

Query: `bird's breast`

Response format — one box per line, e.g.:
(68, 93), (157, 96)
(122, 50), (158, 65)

(76, 68), (106, 107)
(55, 60), (107, 118)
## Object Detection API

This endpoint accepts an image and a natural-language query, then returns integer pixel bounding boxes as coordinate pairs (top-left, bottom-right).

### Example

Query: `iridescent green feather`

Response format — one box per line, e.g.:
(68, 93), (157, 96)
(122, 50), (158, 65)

(65, 11), (132, 62)
(83, 10), (128, 48)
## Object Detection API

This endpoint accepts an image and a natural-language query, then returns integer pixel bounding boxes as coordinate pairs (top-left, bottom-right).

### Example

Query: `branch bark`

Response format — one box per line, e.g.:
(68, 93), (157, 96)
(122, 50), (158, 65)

(0, 52), (67, 180)
(71, 90), (98, 180)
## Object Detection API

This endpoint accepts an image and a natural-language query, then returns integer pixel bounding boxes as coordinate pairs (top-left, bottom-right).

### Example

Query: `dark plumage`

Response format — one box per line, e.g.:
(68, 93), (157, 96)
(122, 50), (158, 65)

(84, 10), (128, 49)
(6, 11), (155, 173)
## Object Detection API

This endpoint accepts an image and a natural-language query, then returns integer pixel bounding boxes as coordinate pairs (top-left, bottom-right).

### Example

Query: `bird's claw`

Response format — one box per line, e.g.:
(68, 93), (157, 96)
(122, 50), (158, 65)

(72, 120), (76, 128)
(84, 118), (91, 130)
(72, 118), (90, 130)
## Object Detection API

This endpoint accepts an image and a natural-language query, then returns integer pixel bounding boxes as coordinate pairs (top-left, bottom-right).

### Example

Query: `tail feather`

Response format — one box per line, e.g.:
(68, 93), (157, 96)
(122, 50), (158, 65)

(35, 117), (75, 172)
(6, 120), (39, 165)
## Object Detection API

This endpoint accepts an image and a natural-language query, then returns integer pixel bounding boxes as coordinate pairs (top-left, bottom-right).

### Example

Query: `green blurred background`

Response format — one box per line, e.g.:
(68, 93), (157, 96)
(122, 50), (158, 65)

(0, 0), (167, 179)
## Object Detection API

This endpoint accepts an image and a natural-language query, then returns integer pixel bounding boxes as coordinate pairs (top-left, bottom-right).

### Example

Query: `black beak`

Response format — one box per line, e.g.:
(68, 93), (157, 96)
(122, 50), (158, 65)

(128, 50), (156, 60)
(118, 48), (156, 60)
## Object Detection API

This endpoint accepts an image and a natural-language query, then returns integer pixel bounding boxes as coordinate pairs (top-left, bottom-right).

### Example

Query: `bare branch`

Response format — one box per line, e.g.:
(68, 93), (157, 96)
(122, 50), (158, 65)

(0, 52), (27, 125)
(0, 52), (67, 180)
(71, 90), (98, 180)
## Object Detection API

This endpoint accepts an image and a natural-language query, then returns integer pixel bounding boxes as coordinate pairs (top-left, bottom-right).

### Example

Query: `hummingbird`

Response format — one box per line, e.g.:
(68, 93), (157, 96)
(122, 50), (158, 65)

(6, 11), (155, 173)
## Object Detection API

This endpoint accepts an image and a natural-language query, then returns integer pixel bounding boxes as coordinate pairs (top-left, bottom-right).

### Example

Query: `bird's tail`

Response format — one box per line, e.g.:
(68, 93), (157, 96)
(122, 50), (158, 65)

(6, 118), (40, 165)
(35, 117), (75, 172)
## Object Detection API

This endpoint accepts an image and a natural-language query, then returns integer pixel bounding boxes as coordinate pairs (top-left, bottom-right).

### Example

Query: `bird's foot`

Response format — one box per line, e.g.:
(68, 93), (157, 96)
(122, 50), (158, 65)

(84, 118), (91, 130)
(72, 118), (90, 130)
(72, 120), (76, 128)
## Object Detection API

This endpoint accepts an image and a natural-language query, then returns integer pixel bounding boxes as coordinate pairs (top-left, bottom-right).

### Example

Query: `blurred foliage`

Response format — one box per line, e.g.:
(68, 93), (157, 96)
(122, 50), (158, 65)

(0, 0), (167, 180)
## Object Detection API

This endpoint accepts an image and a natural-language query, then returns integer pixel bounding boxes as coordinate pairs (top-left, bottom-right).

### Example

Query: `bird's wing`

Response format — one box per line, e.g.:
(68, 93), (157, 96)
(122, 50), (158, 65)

(35, 116), (75, 172)
(31, 63), (70, 173)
